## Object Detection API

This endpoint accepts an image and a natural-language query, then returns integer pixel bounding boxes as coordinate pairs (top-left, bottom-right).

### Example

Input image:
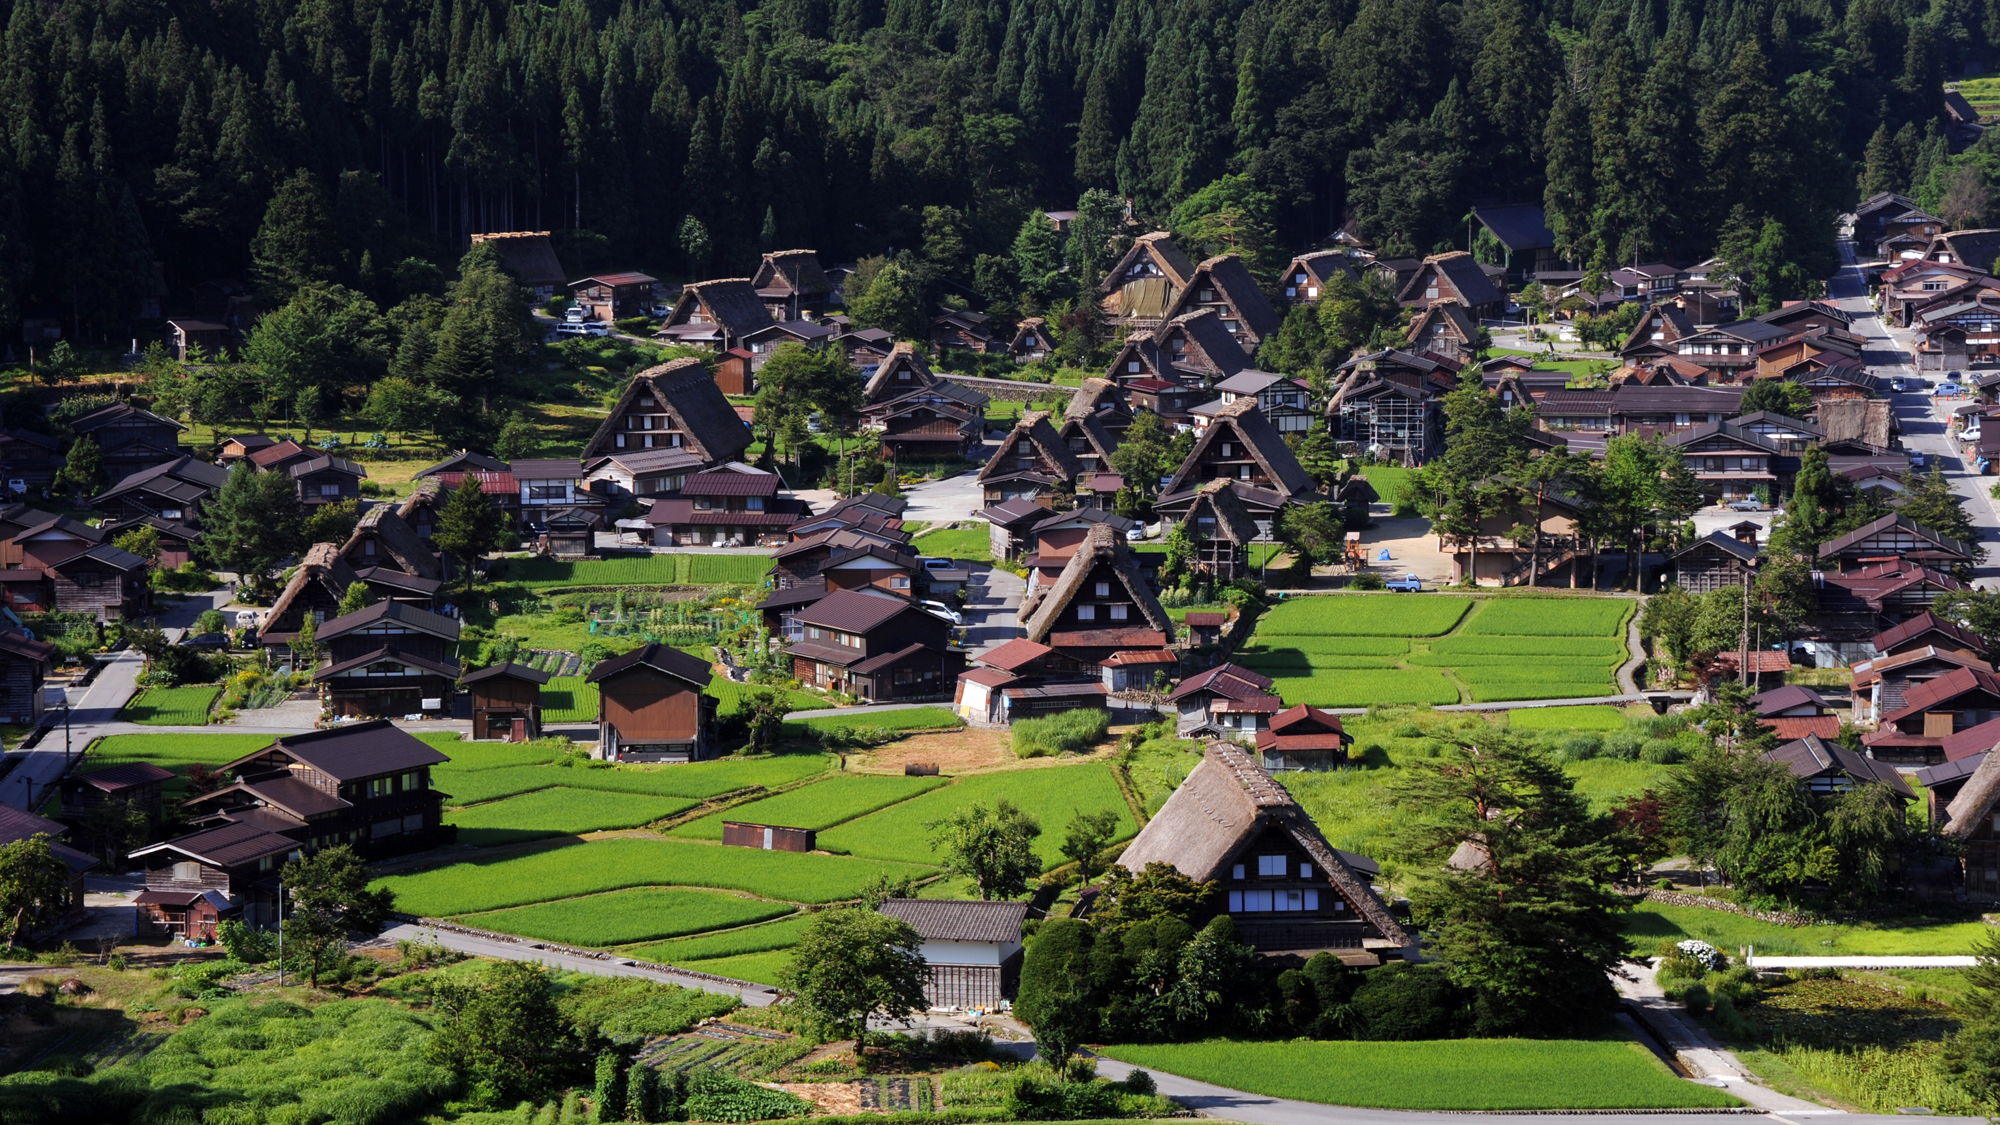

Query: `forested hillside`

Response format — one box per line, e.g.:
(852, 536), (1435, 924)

(0, 0), (1979, 342)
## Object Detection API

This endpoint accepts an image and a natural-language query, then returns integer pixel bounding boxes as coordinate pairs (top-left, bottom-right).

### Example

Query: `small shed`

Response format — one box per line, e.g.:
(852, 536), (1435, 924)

(541, 507), (602, 558)
(463, 662), (551, 741)
(62, 761), (173, 818)
(878, 898), (1027, 1009)
(1183, 611), (1228, 647)
(716, 348), (755, 395)
(722, 821), (816, 852)
(135, 888), (238, 940)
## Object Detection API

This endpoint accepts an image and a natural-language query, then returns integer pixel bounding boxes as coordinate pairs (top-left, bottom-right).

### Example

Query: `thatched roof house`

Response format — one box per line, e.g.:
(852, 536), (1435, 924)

(1114, 740), (1410, 957)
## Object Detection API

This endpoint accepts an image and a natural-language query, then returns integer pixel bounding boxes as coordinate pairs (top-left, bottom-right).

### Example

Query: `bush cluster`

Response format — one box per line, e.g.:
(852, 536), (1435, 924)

(1012, 708), (1113, 758)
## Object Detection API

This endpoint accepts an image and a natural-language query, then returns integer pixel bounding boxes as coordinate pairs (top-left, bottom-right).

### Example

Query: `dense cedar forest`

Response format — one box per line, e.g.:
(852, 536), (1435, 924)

(0, 0), (1981, 342)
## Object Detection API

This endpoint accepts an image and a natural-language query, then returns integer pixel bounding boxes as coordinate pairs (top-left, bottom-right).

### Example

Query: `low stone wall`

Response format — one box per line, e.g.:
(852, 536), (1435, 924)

(938, 373), (1065, 403)
(1644, 888), (1830, 927)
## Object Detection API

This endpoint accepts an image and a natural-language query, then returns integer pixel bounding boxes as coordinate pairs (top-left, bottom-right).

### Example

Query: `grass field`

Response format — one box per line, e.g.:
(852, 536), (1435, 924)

(1099, 1039), (1740, 1110)
(82, 733), (276, 800)
(670, 774), (947, 838)
(431, 742), (564, 774)
(503, 553), (773, 588)
(1509, 705), (1628, 730)
(466, 888), (795, 947)
(1428, 635), (1626, 657)
(1624, 902), (1994, 957)
(782, 707), (962, 737)
(374, 837), (935, 915)
(1266, 669), (1459, 707)
(817, 762), (1136, 867)
(445, 788), (698, 846)
(1258, 595), (1472, 636)
(1359, 466), (1416, 510)
(1238, 636), (1411, 655)
(911, 526), (991, 562)
(1462, 598), (1630, 637)
(707, 681), (823, 718)
(119, 685), (221, 725)
(542, 677), (599, 723)
(625, 913), (816, 964)
(439, 754), (834, 806)
(676, 949), (793, 986)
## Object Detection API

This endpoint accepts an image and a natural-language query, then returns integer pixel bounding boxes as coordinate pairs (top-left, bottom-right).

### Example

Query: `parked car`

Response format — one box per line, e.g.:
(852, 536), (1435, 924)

(1125, 526), (1145, 541)
(555, 322), (608, 337)
(1726, 497), (1767, 512)
(563, 305), (587, 324)
(1910, 451), (1930, 468)
(920, 600), (964, 626)
(1384, 574), (1424, 592)
(1890, 377), (1913, 393)
(1933, 382), (1967, 397)
(921, 557), (956, 572)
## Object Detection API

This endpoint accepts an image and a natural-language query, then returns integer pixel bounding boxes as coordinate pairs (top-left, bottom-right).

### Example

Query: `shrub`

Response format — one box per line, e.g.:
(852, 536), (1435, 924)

(1122, 1069), (1156, 1095)
(1602, 732), (1643, 760)
(1351, 571), (1385, 590)
(1639, 739), (1684, 764)
(1682, 983), (1710, 1014)
(1560, 734), (1603, 761)
(1013, 708), (1112, 758)
(1349, 962), (1466, 1040)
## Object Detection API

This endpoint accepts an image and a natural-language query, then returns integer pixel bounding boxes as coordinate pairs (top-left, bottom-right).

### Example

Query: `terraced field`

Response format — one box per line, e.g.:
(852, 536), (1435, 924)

(1240, 594), (1634, 706)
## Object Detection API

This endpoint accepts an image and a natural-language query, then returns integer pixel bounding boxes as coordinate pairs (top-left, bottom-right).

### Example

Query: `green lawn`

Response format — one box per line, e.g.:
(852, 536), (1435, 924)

(81, 733), (277, 801)
(912, 526), (991, 563)
(624, 913), (816, 964)
(373, 837), (936, 915)
(669, 773), (946, 838)
(438, 754), (835, 806)
(1510, 705), (1628, 730)
(1624, 902), (1995, 958)
(1359, 466), (1416, 509)
(675, 949), (793, 986)
(119, 685), (221, 725)
(1099, 1039), (1740, 1110)
(816, 762), (1135, 868)
(445, 787), (698, 846)
(1259, 595), (1473, 636)
(465, 888), (795, 947)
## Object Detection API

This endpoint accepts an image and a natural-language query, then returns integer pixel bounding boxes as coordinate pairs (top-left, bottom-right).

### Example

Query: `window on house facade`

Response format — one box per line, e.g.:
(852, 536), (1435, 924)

(319, 483), (343, 496)
(1077, 605), (1096, 621)
(1258, 854), (1287, 876)
(891, 575), (910, 589)
(1232, 863), (1246, 879)
(1094, 582), (1111, 596)
(174, 861), (202, 882)
(1228, 889), (1320, 911)
(1109, 604), (1128, 620)
(1425, 285), (1439, 299)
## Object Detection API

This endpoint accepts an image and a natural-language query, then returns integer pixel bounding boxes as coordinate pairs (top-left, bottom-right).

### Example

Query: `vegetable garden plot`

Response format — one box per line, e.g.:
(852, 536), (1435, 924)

(119, 685), (220, 725)
(467, 887), (794, 946)
(374, 837), (935, 915)
(670, 774), (946, 839)
(1267, 668), (1460, 708)
(817, 763), (1136, 868)
(1428, 635), (1626, 657)
(1257, 595), (1472, 636)
(1460, 598), (1631, 637)
(626, 913), (816, 964)
(446, 788), (698, 846)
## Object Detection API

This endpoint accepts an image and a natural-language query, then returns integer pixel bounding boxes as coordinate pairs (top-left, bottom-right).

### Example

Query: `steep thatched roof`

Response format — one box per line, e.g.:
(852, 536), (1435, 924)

(677, 278), (772, 339)
(1066, 378), (1130, 421)
(1184, 479), (1262, 544)
(1099, 232), (1198, 294)
(1057, 413), (1121, 466)
(263, 542), (360, 633)
(1114, 740), (1410, 948)
(978, 411), (1083, 485)
(1166, 255), (1283, 342)
(342, 503), (442, 580)
(753, 250), (831, 298)
(1161, 399), (1316, 498)
(1022, 523), (1173, 642)
(582, 358), (751, 465)
(1946, 749), (2000, 838)
(863, 342), (938, 402)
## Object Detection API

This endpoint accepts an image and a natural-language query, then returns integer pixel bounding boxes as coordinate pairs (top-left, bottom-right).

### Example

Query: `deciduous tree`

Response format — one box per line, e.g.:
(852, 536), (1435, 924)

(778, 908), (930, 1051)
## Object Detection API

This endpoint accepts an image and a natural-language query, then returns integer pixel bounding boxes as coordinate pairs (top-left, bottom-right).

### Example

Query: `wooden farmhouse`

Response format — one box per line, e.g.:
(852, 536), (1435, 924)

(1945, 751), (2000, 898)
(1329, 349), (1456, 463)
(288, 455), (367, 507)
(977, 499), (1049, 563)
(258, 543), (360, 648)
(1180, 479), (1262, 581)
(1397, 251), (1504, 321)
(582, 358), (753, 468)
(1619, 305), (1697, 362)
(1875, 612), (1985, 658)
(1161, 254), (1284, 349)
(0, 630), (54, 725)
(587, 642), (719, 762)
(1279, 250), (1358, 303)
(858, 346), (989, 461)
(1195, 371), (1315, 436)
(165, 318), (234, 361)
(1405, 300), (1480, 362)
(311, 600), (462, 718)
(1257, 704), (1353, 772)
(45, 543), (150, 619)
(1818, 514), (1978, 572)
(1005, 317), (1051, 363)
(752, 250), (832, 320)
(1669, 531), (1759, 594)
(569, 271), (661, 324)
(468, 231), (568, 298)
(1169, 663), (1283, 740)
(248, 439), (315, 474)
(1853, 646), (1995, 724)
(581, 447), (704, 502)
(977, 412), (1083, 507)
(1154, 400), (1319, 531)
(878, 898), (1027, 1009)
(768, 526), (912, 590)
(741, 321), (837, 372)
(817, 543), (921, 598)
(341, 504), (446, 582)
(952, 636), (1109, 725)
(1750, 685), (1841, 741)
(464, 662), (551, 741)
(90, 455), (228, 529)
(1864, 665), (2000, 762)
(1100, 232), (1198, 331)
(1019, 507), (1143, 592)
(1115, 741), (1410, 961)
(786, 590), (961, 702)
(1107, 308), (1254, 388)
(1664, 423), (1783, 504)
(1765, 734), (1915, 799)
(133, 721), (452, 932)
(68, 401), (186, 481)
(0, 504), (55, 567)
(1021, 523), (1175, 685)
(645, 462), (808, 548)
(61, 761), (173, 822)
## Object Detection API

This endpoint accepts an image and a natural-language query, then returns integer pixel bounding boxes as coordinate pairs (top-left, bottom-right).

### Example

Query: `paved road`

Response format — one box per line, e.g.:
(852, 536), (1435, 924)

(1746, 955), (1978, 969)
(377, 921), (780, 1005)
(900, 468), (987, 527)
(1829, 237), (2000, 590)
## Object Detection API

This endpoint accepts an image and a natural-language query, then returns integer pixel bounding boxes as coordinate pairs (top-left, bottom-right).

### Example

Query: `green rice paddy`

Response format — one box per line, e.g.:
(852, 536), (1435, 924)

(817, 762), (1136, 867)
(466, 887), (794, 947)
(1099, 1038), (1740, 1110)
(670, 773), (947, 838)
(445, 787), (698, 846)
(119, 685), (221, 725)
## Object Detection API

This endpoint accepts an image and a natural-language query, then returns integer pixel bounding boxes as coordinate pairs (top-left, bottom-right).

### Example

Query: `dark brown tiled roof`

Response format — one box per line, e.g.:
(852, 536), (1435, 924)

(312, 645), (461, 682)
(794, 589), (921, 633)
(462, 661), (554, 685)
(586, 641), (714, 687)
(1873, 611), (1983, 654)
(223, 718), (451, 783)
(0, 803), (68, 845)
(317, 599), (461, 643)
(132, 820), (297, 868)
(71, 761), (174, 791)
(1765, 735), (1914, 799)
(878, 898), (1026, 943)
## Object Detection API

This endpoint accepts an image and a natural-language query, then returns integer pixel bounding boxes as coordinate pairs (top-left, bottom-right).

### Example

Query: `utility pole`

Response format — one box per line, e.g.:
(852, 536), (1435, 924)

(276, 882), (284, 988)
(1740, 560), (1754, 687)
